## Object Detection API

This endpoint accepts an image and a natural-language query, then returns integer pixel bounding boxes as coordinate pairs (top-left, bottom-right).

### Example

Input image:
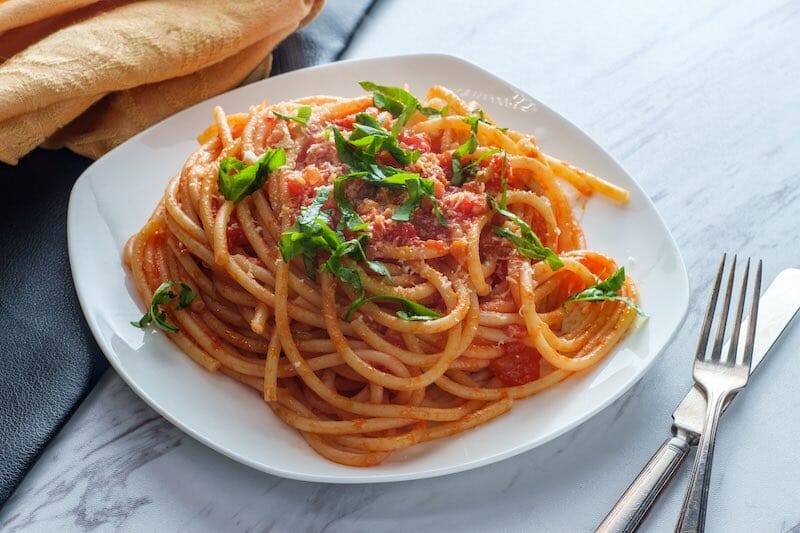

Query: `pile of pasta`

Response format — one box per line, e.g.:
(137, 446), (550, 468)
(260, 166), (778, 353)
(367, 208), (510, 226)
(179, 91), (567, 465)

(126, 84), (640, 466)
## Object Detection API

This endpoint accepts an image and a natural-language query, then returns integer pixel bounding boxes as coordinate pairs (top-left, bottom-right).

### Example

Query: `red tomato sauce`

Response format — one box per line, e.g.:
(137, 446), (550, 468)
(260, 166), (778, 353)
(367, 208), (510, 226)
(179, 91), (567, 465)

(505, 324), (528, 338)
(227, 220), (249, 251)
(489, 343), (542, 386)
(485, 153), (515, 193)
(372, 221), (417, 246)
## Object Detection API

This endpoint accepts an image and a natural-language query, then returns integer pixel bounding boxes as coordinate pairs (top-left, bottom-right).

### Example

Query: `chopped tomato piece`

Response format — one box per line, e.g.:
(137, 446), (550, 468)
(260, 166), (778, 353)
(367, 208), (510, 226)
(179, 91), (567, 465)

(303, 166), (325, 189)
(331, 114), (356, 129)
(445, 191), (488, 217)
(432, 178), (445, 199)
(286, 168), (330, 208)
(489, 344), (541, 386)
(398, 132), (432, 153)
(286, 175), (307, 199)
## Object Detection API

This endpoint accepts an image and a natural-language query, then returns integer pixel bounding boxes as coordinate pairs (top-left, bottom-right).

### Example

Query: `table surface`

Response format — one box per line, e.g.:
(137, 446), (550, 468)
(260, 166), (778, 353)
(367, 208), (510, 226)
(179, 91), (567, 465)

(3, 0), (800, 531)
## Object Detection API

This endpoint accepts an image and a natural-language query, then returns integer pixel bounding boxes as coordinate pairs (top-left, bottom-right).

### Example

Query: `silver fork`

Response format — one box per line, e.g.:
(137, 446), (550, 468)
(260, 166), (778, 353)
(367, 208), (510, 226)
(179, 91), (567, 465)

(676, 254), (762, 533)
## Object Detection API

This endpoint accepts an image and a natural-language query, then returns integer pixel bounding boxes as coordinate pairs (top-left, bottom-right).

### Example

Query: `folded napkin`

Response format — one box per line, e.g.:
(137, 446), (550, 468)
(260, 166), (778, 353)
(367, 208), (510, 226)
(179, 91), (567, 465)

(0, 0), (324, 164)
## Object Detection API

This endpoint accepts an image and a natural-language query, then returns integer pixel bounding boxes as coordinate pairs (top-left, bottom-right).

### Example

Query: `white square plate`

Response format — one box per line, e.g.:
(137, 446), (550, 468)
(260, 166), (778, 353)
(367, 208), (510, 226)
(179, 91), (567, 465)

(68, 54), (689, 483)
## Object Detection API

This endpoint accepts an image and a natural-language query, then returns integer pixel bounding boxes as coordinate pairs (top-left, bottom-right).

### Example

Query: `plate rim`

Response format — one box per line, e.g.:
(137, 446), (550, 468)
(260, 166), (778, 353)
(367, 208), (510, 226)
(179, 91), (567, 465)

(68, 52), (690, 484)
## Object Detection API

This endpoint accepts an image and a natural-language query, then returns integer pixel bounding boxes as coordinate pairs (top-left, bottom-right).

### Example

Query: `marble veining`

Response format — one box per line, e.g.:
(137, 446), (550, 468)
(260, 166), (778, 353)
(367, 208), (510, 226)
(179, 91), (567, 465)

(2, 0), (800, 531)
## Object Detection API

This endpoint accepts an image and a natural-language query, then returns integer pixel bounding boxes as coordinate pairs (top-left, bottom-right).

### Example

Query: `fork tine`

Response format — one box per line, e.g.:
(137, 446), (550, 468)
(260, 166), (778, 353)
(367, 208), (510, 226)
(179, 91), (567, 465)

(710, 255), (737, 362)
(742, 260), (762, 369)
(726, 258), (750, 364)
(696, 254), (727, 361)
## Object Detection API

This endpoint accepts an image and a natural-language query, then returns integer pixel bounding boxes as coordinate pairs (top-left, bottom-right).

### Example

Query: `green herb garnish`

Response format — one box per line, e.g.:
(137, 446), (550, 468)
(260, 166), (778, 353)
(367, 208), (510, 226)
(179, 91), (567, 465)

(327, 230), (392, 284)
(349, 113), (420, 165)
(333, 174), (368, 232)
(499, 151), (509, 209)
(131, 281), (197, 333)
(332, 126), (447, 226)
(451, 113), (491, 185)
(488, 195), (563, 270)
(390, 172), (435, 222)
(359, 82), (439, 135)
(218, 148), (286, 203)
(565, 267), (646, 316)
(345, 294), (442, 321)
(278, 186), (390, 286)
(278, 186), (333, 279)
(462, 148), (502, 176)
(471, 108), (488, 120)
(273, 106), (312, 125)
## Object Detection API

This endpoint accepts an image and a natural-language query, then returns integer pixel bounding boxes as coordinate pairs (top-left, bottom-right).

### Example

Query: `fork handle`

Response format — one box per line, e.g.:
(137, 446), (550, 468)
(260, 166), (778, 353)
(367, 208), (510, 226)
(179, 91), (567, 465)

(596, 435), (692, 533)
(676, 391), (726, 533)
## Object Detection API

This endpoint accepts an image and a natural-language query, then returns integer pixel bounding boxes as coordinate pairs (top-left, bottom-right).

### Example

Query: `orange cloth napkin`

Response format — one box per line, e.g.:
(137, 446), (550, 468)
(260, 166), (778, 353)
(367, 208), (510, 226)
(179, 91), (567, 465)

(0, 0), (324, 164)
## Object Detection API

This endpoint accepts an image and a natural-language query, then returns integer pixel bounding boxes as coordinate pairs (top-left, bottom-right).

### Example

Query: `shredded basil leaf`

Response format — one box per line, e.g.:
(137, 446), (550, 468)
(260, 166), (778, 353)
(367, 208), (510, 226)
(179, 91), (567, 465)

(349, 113), (420, 165)
(453, 130), (478, 160)
(218, 148), (286, 203)
(297, 185), (332, 226)
(418, 106), (442, 117)
(472, 108), (509, 132)
(392, 174), (431, 221)
(328, 232), (392, 283)
(131, 281), (196, 333)
(278, 186), (334, 278)
(333, 174), (368, 232)
(321, 237), (365, 292)
(492, 226), (563, 270)
(332, 125), (365, 170)
(345, 294), (442, 321)
(462, 147), (502, 175)
(359, 81), (432, 135)
(488, 195), (563, 270)
(302, 251), (317, 280)
(566, 267), (646, 316)
(451, 114), (490, 185)
(273, 106), (312, 125)
(499, 151), (509, 209)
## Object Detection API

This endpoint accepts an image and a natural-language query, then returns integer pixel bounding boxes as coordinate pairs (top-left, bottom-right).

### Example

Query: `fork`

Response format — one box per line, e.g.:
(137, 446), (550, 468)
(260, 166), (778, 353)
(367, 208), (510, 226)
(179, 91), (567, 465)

(675, 254), (762, 533)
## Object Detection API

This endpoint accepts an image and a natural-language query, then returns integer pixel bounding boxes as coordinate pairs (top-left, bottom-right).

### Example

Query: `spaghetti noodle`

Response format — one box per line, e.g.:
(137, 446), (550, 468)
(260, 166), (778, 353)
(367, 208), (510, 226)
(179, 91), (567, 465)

(125, 84), (641, 466)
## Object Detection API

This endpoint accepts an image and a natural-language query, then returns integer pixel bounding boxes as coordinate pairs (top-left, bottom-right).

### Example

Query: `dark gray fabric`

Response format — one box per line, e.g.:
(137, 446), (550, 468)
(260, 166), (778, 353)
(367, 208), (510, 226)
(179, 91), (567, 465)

(271, 0), (376, 73)
(0, 0), (377, 507)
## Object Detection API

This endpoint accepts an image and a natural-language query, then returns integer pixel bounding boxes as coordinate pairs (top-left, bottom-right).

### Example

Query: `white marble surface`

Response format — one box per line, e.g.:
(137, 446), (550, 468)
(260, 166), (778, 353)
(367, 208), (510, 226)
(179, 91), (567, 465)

(3, 0), (800, 531)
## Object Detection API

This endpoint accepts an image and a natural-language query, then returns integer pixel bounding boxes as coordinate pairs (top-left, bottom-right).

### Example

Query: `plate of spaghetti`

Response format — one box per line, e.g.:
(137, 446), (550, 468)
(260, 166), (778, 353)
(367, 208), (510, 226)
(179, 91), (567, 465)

(68, 54), (688, 482)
